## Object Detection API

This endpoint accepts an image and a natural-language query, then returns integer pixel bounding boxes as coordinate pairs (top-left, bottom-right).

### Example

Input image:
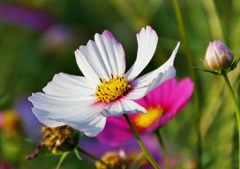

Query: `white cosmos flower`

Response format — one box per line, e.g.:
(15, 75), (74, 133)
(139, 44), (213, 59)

(29, 26), (180, 137)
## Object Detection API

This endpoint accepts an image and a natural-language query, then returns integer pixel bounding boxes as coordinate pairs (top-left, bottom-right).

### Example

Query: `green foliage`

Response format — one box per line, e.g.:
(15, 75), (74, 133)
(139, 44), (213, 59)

(0, 0), (240, 168)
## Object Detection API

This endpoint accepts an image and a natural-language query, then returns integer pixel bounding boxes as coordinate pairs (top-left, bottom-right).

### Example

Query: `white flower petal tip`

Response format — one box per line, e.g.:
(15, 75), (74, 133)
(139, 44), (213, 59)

(137, 26), (157, 38)
(170, 42), (180, 62)
(159, 42), (180, 72)
(101, 30), (115, 40)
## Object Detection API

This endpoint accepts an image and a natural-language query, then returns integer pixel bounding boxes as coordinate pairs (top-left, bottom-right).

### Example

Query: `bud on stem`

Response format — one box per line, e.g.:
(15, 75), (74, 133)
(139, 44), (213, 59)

(204, 40), (234, 71)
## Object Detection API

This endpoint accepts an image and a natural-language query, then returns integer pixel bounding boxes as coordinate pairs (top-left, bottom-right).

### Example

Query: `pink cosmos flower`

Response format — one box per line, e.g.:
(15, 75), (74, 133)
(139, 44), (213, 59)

(97, 78), (194, 145)
(29, 26), (180, 137)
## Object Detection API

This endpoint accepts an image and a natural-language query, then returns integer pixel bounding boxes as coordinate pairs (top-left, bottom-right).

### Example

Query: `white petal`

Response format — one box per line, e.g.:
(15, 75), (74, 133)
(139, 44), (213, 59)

(43, 73), (96, 96)
(75, 42), (107, 83)
(125, 26), (158, 81)
(29, 93), (107, 137)
(82, 116), (106, 137)
(156, 42), (180, 72)
(102, 98), (146, 116)
(95, 30), (126, 76)
(68, 112), (106, 137)
(31, 108), (65, 127)
(60, 103), (107, 137)
(75, 30), (125, 83)
(126, 67), (176, 100)
(126, 42), (180, 100)
(29, 93), (96, 118)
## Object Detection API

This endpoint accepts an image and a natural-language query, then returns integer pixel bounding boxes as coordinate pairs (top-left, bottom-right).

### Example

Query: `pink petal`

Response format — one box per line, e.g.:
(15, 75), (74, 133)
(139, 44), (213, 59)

(97, 115), (134, 145)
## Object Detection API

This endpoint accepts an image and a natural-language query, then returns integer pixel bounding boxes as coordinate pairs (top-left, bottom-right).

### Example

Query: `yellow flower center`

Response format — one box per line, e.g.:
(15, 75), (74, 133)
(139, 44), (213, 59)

(134, 106), (163, 129)
(94, 74), (131, 103)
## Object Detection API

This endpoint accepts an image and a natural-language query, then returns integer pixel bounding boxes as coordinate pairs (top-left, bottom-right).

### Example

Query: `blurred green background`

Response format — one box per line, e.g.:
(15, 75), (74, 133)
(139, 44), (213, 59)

(0, 0), (239, 168)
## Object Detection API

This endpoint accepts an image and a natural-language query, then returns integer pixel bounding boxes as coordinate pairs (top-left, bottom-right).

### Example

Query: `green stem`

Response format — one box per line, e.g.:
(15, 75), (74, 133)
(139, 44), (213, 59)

(77, 147), (113, 169)
(155, 130), (170, 169)
(124, 114), (161, 169)
(222, 74), (240, 169)
(173, 0), (202, 168)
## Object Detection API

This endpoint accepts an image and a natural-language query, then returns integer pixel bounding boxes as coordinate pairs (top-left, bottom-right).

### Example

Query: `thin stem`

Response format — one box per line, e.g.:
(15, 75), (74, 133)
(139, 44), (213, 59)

(173, 0), (202, 168)
(222, 74), (240, 169)
(124, 114), (161, 169)
(155, 130), (170, 169)
(77, 147), (113, 169)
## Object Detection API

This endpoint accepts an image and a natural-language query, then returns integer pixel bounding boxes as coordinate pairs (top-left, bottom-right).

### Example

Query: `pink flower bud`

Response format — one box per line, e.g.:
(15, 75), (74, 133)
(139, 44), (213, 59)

(204, 40), (234, 70)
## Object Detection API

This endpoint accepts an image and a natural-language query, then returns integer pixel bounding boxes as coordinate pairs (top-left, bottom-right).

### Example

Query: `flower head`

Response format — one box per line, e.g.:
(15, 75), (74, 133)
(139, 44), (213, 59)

(26, 125), (79, 160)
(97, 78), (194, 145)
(29, 26), (180, 137)
(204, 40), (234, 70)
(40, 125), (79, 153)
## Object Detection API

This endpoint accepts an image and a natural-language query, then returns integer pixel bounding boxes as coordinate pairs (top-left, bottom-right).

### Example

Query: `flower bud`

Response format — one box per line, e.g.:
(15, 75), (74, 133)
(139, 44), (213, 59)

(204, 40), (234, 70)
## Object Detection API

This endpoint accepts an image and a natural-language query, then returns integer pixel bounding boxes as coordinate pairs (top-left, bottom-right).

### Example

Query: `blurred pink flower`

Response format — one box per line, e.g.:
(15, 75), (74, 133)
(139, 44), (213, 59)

(0, 111), (3, 127)
(0, 159), (11, 169)
(42, 24), (73, 53)
(97, 78), (194, 145)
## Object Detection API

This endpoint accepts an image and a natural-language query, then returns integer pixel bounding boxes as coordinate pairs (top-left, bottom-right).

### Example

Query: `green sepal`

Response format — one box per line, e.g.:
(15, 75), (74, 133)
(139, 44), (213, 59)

(56, 151), (70, 169)
(74, 148), (82, 160)
(227, 58), (240, 72)
(192, 66), (221, 75)
(57, 128), (82, 153)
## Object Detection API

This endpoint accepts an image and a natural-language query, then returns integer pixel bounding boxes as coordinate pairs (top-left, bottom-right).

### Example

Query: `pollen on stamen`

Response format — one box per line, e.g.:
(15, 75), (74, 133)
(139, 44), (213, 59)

(98, 77), (103, 83)
(94, 74), (131, 103)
